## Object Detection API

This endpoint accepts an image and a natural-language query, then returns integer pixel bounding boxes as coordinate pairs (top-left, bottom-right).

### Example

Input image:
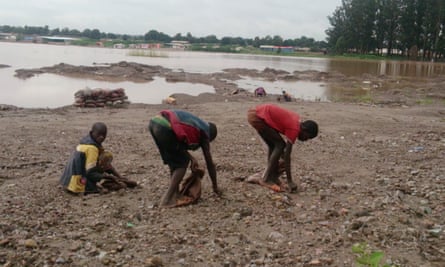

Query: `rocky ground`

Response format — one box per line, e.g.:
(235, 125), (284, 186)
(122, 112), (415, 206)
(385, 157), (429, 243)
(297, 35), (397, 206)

(0, 63), (444, 267)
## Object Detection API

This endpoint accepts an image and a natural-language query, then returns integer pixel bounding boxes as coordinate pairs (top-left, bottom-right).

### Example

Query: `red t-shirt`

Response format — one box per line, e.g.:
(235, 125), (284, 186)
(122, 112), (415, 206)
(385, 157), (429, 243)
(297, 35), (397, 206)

(255, 104), (301, 143)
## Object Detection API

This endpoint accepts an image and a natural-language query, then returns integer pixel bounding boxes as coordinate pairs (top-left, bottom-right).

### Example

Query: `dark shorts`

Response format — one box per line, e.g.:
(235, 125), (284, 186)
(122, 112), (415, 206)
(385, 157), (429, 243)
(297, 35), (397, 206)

(148, 119), (190, 170)
(247, 107), (268, 131)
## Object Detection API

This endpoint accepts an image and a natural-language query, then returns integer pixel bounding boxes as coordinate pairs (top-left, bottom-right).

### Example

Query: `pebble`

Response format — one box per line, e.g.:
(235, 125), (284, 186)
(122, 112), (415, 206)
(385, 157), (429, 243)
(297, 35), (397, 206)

(268, 231), (284, 241)
(145, 256), (163, 267)
(24, 239), (38, 248)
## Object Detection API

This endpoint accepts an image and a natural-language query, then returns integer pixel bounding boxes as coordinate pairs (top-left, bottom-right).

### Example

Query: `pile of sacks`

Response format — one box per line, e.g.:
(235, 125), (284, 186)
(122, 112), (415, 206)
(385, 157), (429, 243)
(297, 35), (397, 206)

(74, 88), (130, 108)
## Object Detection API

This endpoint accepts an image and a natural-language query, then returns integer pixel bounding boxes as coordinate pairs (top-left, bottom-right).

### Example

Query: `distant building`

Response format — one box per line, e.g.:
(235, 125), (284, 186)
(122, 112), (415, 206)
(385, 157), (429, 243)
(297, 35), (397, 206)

(23, 35), (37, 42)
(39, 36), (79, 44)
(113, 43), (126, 49)
(0, 33), (16, 41)
(165, 40), (190, 49)
(294, 47), (311, 52)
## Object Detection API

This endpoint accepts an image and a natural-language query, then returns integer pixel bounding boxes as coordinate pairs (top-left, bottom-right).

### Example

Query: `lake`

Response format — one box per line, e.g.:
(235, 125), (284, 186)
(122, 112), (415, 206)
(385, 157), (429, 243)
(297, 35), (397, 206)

(1, 42), (445, 108)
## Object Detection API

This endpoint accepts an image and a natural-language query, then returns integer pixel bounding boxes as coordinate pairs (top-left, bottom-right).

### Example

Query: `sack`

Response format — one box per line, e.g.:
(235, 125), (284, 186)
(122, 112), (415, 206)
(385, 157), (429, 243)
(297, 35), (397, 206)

(176, 163), (204, 207)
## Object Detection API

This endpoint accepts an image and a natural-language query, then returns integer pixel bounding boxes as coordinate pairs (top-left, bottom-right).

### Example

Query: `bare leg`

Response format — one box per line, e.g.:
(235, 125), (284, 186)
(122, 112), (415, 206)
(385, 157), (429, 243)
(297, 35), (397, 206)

(161, 167), (187, 207)
(258, 127), (285, 185)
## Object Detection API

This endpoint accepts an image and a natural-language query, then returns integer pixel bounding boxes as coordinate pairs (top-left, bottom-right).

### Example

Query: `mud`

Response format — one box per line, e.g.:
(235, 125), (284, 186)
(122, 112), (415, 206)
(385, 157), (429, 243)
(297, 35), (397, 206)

(13, 61), (445, 106)
(0, 62), (444, 267)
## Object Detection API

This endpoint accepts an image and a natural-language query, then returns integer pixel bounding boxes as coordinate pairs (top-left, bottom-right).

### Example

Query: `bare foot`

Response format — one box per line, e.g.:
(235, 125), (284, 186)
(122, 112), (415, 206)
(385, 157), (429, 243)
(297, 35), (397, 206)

(160, 197), (177, 208)
(175, 196), (194, 207)
(258, 180), (284, 192)
(247, 172), (284, 192)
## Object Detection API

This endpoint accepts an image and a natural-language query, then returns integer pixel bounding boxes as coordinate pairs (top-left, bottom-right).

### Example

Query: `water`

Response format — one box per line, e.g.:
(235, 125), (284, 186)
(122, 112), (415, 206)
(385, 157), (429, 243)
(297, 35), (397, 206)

(2, 42), (445, 108)
(237, 78), (327, 101)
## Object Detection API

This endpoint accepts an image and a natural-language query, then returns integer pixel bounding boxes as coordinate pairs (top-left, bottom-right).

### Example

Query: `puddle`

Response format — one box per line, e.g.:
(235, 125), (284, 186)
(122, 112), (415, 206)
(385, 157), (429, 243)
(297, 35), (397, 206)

(2, 74), (215, 108)
(235, 78), (328, 101)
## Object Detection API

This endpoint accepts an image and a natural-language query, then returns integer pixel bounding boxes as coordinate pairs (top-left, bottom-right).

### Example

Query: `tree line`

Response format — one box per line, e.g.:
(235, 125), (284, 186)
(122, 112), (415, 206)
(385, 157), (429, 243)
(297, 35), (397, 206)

(0, 25), (327, 52)
(326, 0), (445, 60)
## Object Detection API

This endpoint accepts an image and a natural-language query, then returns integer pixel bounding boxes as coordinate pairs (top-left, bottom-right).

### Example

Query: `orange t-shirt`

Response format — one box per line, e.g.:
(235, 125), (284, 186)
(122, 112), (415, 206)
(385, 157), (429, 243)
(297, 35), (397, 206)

(255, 104), (301, 143)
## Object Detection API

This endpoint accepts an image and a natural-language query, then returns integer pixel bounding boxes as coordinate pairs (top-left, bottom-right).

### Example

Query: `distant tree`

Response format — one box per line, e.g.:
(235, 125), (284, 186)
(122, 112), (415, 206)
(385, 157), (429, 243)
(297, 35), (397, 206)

(203, 35), (219, 43)
(335, 36), (347, 53)
(144, 30), (160, 41)
(186, 32), (195, 43)
(60, 27), (70, 36)
(82, 28), (91, 38)
(0, 23), (332, 53)
(0, 25), (13, 33)
(69, 29), (81, 37)
(51, 28), (60, 36)
(90, 29), (101, 39)
(295, 36), (316, 47)
(220, 37), (232, 45)
(398, 0), (418, 56)
(252, 36), (261, 47)
(144, 29), (172, 42)
(158, 31), (172, 42)
(106, 32), (117, 39)
(349, 0), (376, 53)
(327, 0), (445, 60)
(173, 33), (184, 41)
(422, 0), (445, 60)
(326, 5), (348, 51)
(263, 35), (273, 45)
(272, 35), (283, 46)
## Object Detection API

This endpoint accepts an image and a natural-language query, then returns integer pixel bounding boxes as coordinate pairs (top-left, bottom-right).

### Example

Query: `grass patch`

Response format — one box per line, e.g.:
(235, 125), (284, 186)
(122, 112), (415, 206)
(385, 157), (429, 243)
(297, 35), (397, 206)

(127, 49), (168, 58)
(352, 243), (395, 267)
(355, 92), (373, 103)
(416, 98), (434, 105)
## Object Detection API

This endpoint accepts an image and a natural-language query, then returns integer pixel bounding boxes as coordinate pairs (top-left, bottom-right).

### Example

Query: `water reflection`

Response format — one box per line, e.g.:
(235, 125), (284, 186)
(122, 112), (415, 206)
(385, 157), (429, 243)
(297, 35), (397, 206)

(2, 74), (214, 108)
(328, 59), (445, 77)
(3, 43), (445, 108)
(236, 78), (327, 101)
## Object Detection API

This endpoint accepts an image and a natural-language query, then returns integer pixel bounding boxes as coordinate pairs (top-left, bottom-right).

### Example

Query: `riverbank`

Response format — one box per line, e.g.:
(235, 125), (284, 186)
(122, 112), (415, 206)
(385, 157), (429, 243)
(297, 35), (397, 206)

(1, 96), (444, 266)
(10, 61), (445, 107)
(1, 61), (445, 266)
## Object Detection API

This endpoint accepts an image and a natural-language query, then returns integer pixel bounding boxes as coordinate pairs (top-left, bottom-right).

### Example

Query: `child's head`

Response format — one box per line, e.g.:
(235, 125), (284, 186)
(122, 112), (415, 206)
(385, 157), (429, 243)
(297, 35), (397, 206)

(90, 122), (107, 145)
(298, 120), (318, 141)
(208, 122), (217, 142)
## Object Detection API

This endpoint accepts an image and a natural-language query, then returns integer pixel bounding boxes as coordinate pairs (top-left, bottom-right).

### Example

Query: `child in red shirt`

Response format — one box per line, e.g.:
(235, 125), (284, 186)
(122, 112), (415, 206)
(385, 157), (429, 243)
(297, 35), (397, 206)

(247, 104), (318, 192)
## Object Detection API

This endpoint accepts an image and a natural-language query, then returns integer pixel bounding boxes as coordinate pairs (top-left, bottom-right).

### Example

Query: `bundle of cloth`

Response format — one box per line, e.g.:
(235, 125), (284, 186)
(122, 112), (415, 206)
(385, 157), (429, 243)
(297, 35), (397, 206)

(74, 88), (130, 108)
(175, 154), (205, 207)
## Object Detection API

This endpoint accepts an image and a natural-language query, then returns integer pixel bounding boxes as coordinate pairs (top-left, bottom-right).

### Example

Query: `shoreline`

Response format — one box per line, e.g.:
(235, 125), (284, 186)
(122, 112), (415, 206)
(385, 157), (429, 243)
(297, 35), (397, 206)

(4, 60), (445, 110)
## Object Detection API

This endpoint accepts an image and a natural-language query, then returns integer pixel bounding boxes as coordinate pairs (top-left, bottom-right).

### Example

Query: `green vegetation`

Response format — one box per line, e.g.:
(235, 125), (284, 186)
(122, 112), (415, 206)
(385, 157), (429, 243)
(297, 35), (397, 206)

(3, 0), (444, 62)
(352, 243), (395, 267)
(0, 25), (327, 53)
(326, 0), (445, 61)
(416, 98), (434, 105)
(71, 38), (98, 46)
(355, 92), (373, 103)
(330, 53), (405, 61)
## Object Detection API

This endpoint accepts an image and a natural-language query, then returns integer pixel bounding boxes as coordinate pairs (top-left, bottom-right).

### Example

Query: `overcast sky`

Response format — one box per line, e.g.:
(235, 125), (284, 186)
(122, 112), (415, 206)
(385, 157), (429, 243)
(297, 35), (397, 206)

(0, 0), (342, 41)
